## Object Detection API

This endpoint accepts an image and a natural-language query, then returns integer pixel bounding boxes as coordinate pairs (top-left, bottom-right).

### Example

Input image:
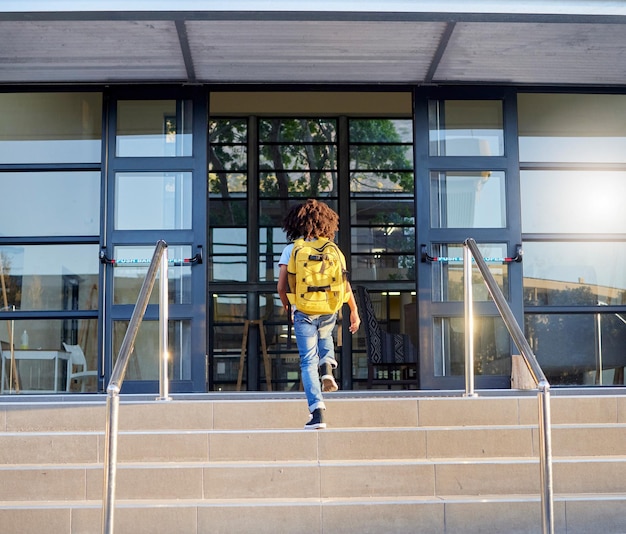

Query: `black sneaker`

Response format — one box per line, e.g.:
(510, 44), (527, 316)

(320, 363), (339, 392)
(304, 408), (326, 430)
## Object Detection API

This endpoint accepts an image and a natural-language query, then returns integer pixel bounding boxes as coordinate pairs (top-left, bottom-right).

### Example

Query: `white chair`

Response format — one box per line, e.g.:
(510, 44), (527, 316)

(62, 343), (98, 392)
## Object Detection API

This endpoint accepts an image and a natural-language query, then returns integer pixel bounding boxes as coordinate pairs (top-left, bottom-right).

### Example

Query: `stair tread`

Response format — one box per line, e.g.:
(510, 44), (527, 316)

(3, 492), (626, 510)
(4, 455), (626, 470)
(5, 421), (626, 434)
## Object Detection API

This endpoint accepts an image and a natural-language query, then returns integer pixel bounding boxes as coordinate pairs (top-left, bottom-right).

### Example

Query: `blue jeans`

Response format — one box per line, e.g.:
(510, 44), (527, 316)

(293, 310), (338, 412)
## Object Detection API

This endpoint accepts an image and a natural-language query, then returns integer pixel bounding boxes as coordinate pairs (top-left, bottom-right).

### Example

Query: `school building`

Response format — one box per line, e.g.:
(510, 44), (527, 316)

(1, 1), (625, 396)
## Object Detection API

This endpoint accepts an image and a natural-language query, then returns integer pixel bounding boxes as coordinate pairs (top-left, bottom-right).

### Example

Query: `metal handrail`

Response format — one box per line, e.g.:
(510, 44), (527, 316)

(464, 238), (554, 534)
(101, 240), (170, 534)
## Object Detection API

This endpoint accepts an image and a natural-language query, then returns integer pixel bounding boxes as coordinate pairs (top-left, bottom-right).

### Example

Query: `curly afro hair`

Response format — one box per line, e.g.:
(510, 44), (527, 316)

(281, 199), (339, 242)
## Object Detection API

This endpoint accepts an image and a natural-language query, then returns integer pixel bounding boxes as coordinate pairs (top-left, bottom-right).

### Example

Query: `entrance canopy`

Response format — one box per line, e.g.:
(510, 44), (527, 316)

(0, 1), (624, 85)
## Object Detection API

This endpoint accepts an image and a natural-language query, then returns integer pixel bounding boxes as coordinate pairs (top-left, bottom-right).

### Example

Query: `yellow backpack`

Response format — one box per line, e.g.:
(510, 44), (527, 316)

(286, 237), (349, 315)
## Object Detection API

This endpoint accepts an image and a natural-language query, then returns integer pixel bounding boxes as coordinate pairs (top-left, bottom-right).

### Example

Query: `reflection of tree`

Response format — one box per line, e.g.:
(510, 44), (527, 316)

(209, 118), (414, 206)
(0, 253), (21, 309)
(350, 119), (414, 193)
(208, 119), (248, 226)
(209, 118), (416, 281)
(259, 119), (337, 215)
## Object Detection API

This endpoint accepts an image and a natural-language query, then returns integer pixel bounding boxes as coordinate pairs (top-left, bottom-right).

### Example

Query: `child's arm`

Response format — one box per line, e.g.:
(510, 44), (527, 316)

(345, 282), (361, 334)
(277, 264), (290, 312)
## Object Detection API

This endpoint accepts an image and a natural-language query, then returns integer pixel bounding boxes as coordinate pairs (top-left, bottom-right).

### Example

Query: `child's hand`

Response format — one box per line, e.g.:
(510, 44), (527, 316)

(349, 311), (361, 334)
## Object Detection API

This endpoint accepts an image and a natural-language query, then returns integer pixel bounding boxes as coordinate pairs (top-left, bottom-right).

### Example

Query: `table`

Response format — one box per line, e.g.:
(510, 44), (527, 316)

(1, 350), (70, 394)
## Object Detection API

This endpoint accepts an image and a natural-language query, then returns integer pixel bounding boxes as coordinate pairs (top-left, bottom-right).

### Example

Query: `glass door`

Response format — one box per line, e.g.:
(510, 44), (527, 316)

(101, 89), (207, 393)
(415, 90), (523, 389)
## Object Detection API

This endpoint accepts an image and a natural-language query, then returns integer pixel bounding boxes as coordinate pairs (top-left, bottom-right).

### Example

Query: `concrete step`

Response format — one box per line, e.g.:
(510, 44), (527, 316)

(2, 456), (626, 501)
(1, 393), (625, 533)
(1, 494), (626, 534)
(2, 393), (626, 432)
(1, 423), (625, 465)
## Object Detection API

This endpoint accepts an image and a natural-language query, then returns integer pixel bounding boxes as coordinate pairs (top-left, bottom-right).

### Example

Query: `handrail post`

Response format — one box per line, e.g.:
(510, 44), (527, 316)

(538, 381), (555, 534)
(464, 243), (477, 397)
(101, 385), (120, 534)
(157, 250), (170, 401)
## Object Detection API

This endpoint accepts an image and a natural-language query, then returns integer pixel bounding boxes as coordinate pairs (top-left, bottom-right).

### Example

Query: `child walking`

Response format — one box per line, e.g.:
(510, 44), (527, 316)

(277, 199), (360, 429)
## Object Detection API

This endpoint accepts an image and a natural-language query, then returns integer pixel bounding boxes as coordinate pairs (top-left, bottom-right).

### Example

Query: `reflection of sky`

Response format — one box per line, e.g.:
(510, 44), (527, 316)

(521, 171), (626, 234)
(211, 228), (247, 281)
(115, 173), (191, 230)
(430, 130), (503, 156)
(0, 140), (100, 164)
(117, 134), (192, 158)
(473, 175), (505, 227)
(0, 245), (98, 276)
(522, 170), (626, 293)
(0, 172), (99, 237)
(519, 137), (626, 163)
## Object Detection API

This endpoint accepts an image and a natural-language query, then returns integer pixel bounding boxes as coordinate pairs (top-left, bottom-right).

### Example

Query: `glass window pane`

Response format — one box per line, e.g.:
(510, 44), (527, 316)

(429, 100), (504, 156)
(350, 119), (413, 143)
(209, 173), (247, 197)
(434, 316), (510, 377)
(113, 245), (192, 305)
(518, 93), (626, 163)
(351, 226), (415, 255)
(350, 171), (414, 194)
(211, 293), (247, 391)
(115, 172), (192, 230)
(430, 171), (506, 228)
(351, 203), (416, 279)
(523, 242), (626, 306)
(260, 199), (338, 227)
(350, 145), (413, 171)
(212, 294), (247, 323)
(349, 118), (414, 195)
(349, 198), (415, 226)
(0, 245), (99, 311)
(209, 199), (247, 227)
(526, 313), (626, 385)
(260, 227), (288, 283)
(259, 171), (337, 197)
(0, 172), (100, 237)
(521, 170), (626, 234)
(258, 292), (301, 392)
(431, 243), (509, 301)
(258, 118), (338, 199)
(0, 318), (98, 394)
(113, 320), (191, 381)
(0, 92), (102, 164)
(209, 146), (247, 173)
(209, 229), (247, 282)
(351, 254), (416, 281)
(209, 118), (247, 144)
(352, 290), (417, 362)
(259, 118), (336, 143)
(116, 100), (192, 157)
(260, 145), (337, 171)
(209, 118), (248, 198)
